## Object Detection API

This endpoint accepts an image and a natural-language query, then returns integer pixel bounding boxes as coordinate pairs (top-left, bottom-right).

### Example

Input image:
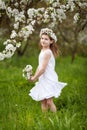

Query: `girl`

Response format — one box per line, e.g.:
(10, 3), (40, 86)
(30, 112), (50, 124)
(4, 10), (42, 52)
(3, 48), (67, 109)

(29, 28), (67, 112)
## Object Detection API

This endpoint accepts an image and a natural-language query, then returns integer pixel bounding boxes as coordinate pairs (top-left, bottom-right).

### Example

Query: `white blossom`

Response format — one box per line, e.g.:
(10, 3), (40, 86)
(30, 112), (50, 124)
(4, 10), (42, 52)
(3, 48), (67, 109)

(52, 1), (60, 8)
(0, 53), (5, 61)
(73, 13), (79, 23)
(0, 43), (17, 60)
(78, 2), (87, 8)
(57, 9), (66, 22)
(0, 38), (21, 60)
(31, 20), (36, 25)
(6, 7), (12, 17)
(4, 51), (14, 58)
(0, 0), (87, 61)
(5, 44), (16, 52)
(27, 8), (35, 19)
(18, 24), (34, 40)
(16, 42), (21, 48)
(3, 39), (11, 45)
(14, 2), (19, 7)
(7, 7), (12, 13)
(66, 0), (75, 11)
(48, 22), (56, 29)
(0, 0), (6, 9)
(37, 8), (45, 12)
(14, 22), (19, 30)
(43, 10), (50, 23)
(14, 11), (25, 23)
(12, 9), (19, 16)
(10, 30), (17, 39)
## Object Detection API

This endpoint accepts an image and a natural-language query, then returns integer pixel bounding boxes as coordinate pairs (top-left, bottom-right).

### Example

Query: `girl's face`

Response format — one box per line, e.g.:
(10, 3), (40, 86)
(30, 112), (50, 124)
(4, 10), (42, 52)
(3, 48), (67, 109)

(40, 34), (53, 49)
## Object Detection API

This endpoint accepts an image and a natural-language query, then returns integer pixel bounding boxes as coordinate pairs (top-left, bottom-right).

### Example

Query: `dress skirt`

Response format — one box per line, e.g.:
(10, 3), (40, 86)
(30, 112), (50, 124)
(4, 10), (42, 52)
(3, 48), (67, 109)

(29, 76), (67, 101)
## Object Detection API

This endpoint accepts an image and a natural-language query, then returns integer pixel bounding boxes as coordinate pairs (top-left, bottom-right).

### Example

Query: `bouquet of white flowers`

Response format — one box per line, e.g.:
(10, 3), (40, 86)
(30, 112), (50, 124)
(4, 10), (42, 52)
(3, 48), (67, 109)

(22, 65), (33, 80)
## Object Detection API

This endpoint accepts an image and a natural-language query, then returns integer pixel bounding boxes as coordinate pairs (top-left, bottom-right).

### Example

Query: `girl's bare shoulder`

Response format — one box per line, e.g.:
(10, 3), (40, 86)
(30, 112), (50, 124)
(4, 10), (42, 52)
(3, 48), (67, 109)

(43, 49), (52, 54)
(43, 49), (52, 59)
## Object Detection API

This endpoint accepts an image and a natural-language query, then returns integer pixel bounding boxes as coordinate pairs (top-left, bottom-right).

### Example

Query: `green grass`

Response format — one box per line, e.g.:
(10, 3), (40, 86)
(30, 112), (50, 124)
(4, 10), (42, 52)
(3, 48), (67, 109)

(0, 55), (87, 130)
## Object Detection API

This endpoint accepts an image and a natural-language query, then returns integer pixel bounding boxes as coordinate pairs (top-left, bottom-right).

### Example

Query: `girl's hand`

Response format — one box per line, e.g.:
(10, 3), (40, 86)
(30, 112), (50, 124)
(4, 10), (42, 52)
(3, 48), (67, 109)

(29, 76), (36, 82)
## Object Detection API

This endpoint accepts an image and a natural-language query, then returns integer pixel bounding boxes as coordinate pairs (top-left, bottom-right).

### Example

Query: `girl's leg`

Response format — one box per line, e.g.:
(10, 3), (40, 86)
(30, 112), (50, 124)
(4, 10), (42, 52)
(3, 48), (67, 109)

(41, 99), (48, 112)
(47, 98), (57, 112)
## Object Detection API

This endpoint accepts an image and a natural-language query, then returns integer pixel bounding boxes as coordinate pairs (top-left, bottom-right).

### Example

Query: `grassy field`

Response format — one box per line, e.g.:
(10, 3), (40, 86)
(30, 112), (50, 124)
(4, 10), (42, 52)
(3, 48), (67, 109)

(0, 55), (87, 130)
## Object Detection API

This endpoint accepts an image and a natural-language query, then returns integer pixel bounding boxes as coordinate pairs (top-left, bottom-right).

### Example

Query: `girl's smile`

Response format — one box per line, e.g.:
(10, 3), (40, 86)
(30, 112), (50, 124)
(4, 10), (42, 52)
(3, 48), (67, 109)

(40, 34), (52, 48)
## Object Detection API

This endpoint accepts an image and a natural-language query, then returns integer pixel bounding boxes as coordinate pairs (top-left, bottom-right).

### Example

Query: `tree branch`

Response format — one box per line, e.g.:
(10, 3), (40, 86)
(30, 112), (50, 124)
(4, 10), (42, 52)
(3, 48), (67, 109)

(74, 1), (87, 12)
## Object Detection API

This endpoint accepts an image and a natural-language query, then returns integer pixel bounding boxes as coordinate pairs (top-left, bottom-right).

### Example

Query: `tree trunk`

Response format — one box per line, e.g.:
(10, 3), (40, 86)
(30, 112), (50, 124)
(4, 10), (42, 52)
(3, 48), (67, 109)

(71, 47), (77, 63)
(71, 33), (78, 63)
(17, 40), (29, 56)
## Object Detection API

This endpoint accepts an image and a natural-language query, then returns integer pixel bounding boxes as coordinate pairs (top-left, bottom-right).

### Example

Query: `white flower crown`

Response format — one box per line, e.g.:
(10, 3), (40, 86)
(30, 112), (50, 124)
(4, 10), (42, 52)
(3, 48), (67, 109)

(40, 28), (57, 42)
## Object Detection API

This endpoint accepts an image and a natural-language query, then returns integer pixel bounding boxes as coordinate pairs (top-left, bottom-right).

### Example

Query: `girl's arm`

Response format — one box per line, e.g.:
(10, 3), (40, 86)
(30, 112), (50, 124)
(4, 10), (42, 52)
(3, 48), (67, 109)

(30, 51), (51, 82)
(34, 66), (39, 75)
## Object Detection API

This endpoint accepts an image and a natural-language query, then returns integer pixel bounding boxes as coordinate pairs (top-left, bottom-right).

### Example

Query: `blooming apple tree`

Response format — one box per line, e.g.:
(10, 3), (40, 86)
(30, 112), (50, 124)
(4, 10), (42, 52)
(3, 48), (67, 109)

(0, 0), (87, 61)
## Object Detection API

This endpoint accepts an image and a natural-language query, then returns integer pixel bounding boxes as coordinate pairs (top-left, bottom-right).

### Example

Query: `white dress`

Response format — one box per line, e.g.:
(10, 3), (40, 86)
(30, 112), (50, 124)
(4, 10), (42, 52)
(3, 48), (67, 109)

(29, 49), (67, 101)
